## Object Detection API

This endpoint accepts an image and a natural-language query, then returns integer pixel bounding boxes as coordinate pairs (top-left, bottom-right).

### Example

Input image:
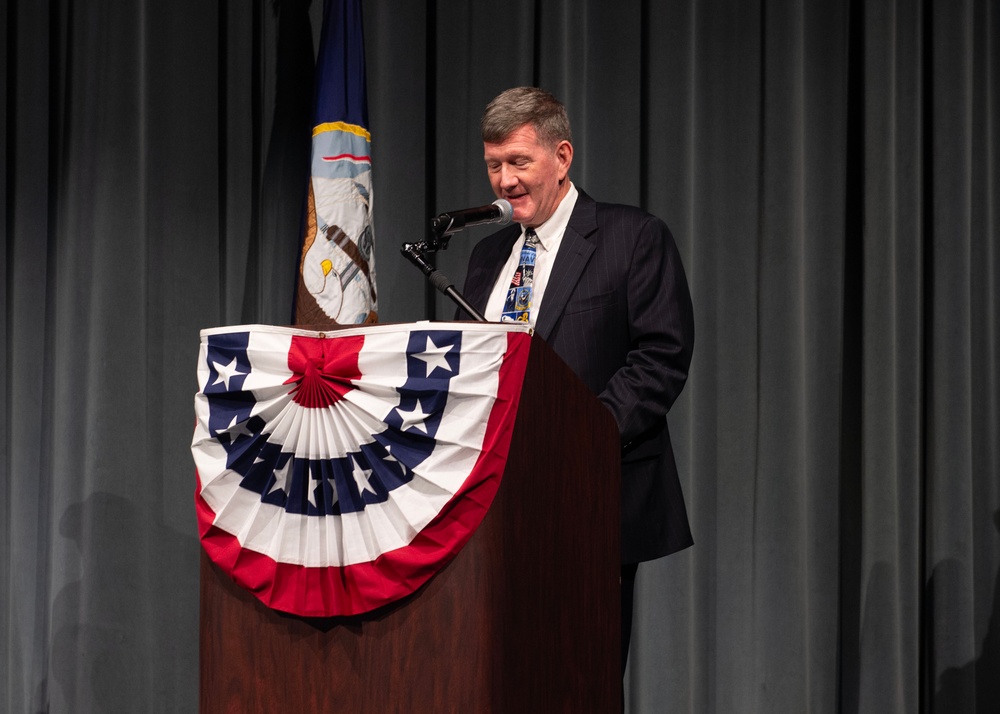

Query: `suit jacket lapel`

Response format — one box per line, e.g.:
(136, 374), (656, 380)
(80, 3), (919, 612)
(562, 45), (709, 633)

(534, 190), (598, 341)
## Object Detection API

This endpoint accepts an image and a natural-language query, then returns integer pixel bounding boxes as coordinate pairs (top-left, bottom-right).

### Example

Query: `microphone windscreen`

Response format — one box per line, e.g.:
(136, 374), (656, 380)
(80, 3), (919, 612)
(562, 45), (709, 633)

(492, 199), (514, 225)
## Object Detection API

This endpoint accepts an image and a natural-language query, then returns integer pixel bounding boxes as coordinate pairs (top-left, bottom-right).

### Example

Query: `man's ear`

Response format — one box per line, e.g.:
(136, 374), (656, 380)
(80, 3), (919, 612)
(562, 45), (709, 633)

(555, 140), (574, 180)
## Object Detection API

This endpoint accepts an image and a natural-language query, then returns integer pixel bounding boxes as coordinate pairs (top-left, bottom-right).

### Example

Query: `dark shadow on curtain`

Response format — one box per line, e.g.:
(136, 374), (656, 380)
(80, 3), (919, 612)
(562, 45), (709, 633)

(47, 493), (200, 712)
(932, 509), (1000, 713)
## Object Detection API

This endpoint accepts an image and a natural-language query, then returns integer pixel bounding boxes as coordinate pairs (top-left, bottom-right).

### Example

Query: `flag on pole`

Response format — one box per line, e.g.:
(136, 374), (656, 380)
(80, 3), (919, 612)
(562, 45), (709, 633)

(295, 0), (377, 326)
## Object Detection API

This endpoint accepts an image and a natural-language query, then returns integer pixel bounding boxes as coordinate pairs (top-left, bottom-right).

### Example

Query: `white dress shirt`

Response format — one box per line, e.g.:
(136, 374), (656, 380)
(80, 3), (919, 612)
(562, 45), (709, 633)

(483, 183), (579, 327)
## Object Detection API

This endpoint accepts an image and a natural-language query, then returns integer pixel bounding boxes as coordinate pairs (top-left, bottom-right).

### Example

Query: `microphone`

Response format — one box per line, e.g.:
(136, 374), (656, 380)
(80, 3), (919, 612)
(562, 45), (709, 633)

(431, 199), (513, 236)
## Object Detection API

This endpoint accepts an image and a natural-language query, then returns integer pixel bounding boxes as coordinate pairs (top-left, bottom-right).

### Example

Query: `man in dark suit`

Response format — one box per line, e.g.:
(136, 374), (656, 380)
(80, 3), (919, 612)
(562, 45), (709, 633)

(458, 87), (695, 677)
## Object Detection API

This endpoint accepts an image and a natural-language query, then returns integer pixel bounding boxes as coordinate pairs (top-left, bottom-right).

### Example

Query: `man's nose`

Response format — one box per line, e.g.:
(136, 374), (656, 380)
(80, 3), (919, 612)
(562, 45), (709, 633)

(498, 166), (518, 190)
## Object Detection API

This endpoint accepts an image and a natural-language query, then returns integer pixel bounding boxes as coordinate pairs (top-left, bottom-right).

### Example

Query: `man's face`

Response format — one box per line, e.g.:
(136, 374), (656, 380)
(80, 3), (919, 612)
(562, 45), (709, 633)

(483, 124), (573, 228)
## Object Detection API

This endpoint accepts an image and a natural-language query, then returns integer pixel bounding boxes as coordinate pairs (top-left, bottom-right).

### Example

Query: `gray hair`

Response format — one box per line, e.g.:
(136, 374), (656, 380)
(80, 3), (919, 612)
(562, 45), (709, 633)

(481, 87), (573, 147)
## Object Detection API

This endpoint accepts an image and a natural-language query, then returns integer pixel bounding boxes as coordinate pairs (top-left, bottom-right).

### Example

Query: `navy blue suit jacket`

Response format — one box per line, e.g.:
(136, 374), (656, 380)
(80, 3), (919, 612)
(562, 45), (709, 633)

(459, 189), (695, 563)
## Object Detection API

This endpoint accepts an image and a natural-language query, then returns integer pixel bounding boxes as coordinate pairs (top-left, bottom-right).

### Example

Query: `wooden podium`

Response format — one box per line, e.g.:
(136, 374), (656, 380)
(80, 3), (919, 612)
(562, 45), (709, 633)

(199, 333), (620, 712)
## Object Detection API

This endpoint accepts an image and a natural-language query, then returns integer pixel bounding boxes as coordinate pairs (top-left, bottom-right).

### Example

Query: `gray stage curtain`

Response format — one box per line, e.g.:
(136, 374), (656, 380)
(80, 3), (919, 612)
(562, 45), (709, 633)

(2, 1), (997, 712)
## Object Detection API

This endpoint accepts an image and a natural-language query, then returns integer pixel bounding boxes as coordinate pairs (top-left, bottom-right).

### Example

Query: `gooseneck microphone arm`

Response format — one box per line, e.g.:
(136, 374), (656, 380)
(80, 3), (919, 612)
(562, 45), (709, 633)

(400, 243), (486, 322)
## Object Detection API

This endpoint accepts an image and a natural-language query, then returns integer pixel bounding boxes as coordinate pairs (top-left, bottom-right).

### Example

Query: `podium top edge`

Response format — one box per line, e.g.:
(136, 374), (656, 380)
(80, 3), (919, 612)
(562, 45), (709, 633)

(198, 321), (534, 339)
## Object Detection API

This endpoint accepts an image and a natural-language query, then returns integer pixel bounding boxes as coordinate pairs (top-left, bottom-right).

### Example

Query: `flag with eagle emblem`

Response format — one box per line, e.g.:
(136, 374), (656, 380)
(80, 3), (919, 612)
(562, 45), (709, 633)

(295, 0), (377, 326)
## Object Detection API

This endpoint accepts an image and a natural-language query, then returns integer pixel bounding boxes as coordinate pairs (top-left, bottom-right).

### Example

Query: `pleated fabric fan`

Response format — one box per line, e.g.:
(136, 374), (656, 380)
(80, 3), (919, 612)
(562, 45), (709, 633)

(191, 322), (532, 617)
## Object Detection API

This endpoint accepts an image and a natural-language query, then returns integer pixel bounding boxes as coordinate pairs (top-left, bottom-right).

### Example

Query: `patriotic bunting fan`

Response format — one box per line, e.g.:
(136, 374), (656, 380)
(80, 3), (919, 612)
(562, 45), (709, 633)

(192, 322), (532, 617)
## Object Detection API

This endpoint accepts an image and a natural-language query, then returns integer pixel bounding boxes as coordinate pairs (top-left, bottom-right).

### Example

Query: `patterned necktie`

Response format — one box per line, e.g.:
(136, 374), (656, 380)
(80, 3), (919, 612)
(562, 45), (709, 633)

(500, 229), (539, 323)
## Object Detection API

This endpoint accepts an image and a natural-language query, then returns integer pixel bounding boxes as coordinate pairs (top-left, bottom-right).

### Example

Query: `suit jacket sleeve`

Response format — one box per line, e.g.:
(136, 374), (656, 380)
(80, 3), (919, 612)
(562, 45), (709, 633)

(598, 214), (694, 451)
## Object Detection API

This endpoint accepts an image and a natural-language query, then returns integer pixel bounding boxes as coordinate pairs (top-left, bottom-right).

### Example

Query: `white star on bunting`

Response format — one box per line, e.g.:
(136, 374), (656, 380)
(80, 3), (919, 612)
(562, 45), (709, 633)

(352, 456), (378, 497)
(266, 453), (293, 499)
(394, 401), (431, 433)
(227, 414), (254, 439)
(414, 336), (454, 377)
(211, 356), (247, 391)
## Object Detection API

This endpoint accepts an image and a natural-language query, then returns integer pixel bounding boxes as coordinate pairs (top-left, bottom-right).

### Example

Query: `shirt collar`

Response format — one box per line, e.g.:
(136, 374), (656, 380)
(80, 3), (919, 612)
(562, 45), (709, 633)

(521, 182), (578, 252)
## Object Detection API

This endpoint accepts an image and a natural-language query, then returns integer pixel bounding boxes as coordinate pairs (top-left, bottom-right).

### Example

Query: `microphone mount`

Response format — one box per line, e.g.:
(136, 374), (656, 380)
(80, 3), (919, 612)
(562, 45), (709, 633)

(400, 199), (514, 322)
